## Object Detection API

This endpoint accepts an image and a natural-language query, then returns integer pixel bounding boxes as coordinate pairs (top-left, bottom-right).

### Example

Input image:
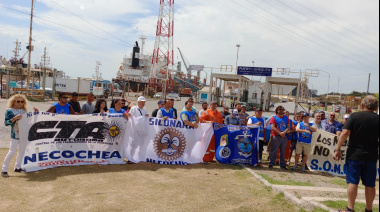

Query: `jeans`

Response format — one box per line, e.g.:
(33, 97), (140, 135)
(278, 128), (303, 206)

(269, 136), (287, 167)
(2, 139), (22, 172)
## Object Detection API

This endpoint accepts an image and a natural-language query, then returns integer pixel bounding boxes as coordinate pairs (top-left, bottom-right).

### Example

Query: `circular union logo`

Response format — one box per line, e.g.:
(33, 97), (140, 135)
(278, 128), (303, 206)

(108, 126), (120, 137)
(237, 138), (253, 154)
(219, 147), (231, 159)
(154, 128), (186, 161)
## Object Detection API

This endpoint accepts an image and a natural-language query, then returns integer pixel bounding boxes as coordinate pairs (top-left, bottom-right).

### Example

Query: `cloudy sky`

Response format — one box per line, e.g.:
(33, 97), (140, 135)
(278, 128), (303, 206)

(0, 0), (378, 94)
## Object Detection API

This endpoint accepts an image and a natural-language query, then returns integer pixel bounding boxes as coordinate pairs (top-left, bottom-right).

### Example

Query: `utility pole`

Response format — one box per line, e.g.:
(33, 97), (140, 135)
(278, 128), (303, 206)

(41, 47), (50, 100)
(26, 0), (35, 90)
(367, 73), (371, 95)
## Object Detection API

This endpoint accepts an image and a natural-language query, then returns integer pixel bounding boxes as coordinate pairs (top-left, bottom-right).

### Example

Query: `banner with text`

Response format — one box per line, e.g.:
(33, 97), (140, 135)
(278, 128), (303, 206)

(124, 117), (214, 165)
(19, 112), (127, 172)
(307, 130), (379, 179)
(214, 124), (259, 166)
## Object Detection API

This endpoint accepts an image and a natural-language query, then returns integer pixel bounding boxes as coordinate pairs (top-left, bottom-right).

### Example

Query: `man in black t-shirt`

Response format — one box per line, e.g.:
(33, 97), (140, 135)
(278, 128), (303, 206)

(335, 96), (379, 212)
(68, 92), (82, 113)
(152, 100), (165, 117)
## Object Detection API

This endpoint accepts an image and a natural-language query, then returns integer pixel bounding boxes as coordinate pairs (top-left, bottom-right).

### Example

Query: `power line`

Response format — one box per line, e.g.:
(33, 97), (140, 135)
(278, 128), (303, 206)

(301, 0), (379, 42)
(290, 0), (379, 52)
(217, 0), (378, 73)
(50, 0), (134, 47)
(243, 0), (378, 67)
(0, 5), (134, 48)
(267, 0), (379, 56)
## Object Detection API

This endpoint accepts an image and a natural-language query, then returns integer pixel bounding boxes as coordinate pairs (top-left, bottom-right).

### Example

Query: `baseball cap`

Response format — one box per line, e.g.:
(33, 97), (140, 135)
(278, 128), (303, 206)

(158, 100), (165, 104)
(138, 96), (146, 102)
(233, 109), (239, 115)
(302, 113), (310, 117)
(255, 107), (263, 112)
(344, 114), (350, 119)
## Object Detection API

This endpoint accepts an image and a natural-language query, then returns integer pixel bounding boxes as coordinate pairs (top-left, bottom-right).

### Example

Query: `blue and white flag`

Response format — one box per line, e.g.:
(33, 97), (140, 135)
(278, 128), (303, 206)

(214, 124), (260, 166)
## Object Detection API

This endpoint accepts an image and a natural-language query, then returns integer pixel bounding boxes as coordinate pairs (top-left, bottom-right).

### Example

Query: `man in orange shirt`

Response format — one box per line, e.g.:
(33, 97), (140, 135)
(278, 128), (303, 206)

(200, 100), (224, 163)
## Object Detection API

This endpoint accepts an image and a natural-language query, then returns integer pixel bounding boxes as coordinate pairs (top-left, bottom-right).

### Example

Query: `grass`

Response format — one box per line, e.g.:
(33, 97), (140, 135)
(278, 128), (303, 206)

(299, 207), (329, 212)
(329, 178), (347, 188)
(322, 200), (379, 212)
(0, 149), (302, 212)
(259, 173), (314, 187)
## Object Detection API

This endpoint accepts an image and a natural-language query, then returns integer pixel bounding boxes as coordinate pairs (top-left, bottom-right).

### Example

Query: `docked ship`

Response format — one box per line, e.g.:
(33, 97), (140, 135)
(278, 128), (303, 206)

(114, 36), (152, 93)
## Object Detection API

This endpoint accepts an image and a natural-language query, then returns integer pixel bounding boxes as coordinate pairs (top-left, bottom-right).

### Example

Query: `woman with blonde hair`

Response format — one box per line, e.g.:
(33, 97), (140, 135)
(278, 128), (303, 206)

(1, 94), (37, 178)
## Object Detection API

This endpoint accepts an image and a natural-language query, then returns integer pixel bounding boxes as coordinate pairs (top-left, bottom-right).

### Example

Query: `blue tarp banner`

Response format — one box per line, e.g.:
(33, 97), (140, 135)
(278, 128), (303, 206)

(214, 124), (260, 166)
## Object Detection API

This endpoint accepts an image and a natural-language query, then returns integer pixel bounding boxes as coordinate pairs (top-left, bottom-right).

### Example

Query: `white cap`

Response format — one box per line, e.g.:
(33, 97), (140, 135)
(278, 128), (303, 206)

(233, 109), (239, 115)
(344, 114), (350, 119)
(138, 96), (146, 102)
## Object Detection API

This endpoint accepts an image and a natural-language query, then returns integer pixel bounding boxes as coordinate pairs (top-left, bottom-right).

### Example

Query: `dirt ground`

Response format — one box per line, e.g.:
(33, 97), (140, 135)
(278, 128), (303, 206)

(0, 149), (304, 212)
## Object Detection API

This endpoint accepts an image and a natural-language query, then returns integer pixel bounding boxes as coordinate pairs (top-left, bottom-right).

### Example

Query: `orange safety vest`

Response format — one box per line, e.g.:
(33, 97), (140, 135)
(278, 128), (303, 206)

(200, 109), (224, 162)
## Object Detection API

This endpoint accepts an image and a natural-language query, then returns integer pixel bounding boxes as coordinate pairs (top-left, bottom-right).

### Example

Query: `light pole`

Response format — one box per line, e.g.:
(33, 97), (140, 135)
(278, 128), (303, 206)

(251, 61), (255, 81)
(236, 44), (240, 75)
(319, 70), (330, 111)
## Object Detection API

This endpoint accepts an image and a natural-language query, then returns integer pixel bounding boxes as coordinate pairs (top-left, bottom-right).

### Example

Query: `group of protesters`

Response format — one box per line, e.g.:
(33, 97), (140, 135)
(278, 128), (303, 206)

(1, 92), (379, 212)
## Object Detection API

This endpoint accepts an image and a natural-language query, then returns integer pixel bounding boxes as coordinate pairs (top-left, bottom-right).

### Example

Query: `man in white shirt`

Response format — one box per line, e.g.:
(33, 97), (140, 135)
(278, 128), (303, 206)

(129, 96), (149, 117)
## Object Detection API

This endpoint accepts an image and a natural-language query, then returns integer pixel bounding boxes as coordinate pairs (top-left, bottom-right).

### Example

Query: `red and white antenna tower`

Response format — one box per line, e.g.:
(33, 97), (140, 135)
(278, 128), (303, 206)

(151, 0), (175, 81)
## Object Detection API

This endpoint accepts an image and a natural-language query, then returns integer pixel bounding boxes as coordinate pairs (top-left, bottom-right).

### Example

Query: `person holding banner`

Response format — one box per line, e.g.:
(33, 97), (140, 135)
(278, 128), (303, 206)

(334, 96), (379, 212)
(268, 106), (290, 170)
(93, 99), (109, 114)
(108, 99), (130, 119)
(248, 108), (266, 165)
(321, 112), (342, 136)
(157, 99), (176, 120)
(180, 98), (199, 128)
(2, 94), (38, 178)
(292, 113), (316, 172)
(200, 100), (224, 162)
(47, 92), (78, 115)
(287, 112), (301, 166)
(225, 109), (241, 126)
(129, 96), (149, 117)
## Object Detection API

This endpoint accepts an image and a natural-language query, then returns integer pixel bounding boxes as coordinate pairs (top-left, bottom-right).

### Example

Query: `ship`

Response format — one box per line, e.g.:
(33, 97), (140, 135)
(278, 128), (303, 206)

(114, 36), (152, 93)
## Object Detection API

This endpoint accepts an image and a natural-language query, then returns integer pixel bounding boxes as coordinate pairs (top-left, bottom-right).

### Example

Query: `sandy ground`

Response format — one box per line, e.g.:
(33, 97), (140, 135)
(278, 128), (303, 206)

(0, 149), (301, 212)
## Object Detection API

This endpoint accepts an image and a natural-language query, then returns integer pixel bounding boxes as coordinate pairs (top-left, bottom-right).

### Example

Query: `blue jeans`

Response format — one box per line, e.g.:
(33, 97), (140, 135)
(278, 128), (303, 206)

(269, 136), (287, 167)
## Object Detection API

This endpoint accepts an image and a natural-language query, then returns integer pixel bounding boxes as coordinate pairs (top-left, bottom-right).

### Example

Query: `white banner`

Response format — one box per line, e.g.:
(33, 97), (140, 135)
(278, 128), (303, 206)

(19, 112), (127, 172)
(307, 130), (379, 179)
(125, 117), (214, 165)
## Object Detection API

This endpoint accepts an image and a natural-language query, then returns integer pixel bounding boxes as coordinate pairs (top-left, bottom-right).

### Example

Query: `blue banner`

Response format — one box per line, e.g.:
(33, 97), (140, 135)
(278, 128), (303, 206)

(237, 66), (273, 76)
(214, 124), (259, 166)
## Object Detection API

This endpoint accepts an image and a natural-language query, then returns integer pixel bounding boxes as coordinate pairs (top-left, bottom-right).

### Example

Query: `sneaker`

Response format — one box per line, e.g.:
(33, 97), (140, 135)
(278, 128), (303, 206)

(268, 165), (274, 169)
(292, 165), (298, 171)
(1, 172), (9, 178)
(14, 168), (25, 173)
(280, 166), (288, 170)
(301, 167), (306, 173)
(286, 161), (290, 166)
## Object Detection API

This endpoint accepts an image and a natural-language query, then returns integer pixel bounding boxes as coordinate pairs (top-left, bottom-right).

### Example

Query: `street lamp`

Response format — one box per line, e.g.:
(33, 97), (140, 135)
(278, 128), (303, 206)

(236, 44), (241, 75)
(319, 70), (331, 111)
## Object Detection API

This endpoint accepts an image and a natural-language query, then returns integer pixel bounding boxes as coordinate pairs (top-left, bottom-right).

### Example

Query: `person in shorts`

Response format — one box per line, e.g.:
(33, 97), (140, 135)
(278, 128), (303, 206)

(292, 113), (316, 172)
(334, 96), (379, 212)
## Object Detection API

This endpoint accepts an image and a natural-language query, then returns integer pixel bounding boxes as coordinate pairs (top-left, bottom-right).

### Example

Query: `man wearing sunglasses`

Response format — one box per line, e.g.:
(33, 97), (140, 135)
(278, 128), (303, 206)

(321, 112), (342, 136)
(47, 92), (77, 115)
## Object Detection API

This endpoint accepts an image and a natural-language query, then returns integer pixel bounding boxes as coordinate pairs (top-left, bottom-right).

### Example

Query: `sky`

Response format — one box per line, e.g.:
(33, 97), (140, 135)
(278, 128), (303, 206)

(0, 0), (378, 95)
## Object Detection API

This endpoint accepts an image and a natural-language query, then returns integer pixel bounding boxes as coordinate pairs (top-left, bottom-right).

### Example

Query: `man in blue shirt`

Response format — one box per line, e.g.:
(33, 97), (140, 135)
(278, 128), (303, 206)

(157, 99), (176, 119)
(47, 93), (77, 115)
(293, 113), (317, 172)
(248, 108), (266, 164)
(321, 112), (342, 136)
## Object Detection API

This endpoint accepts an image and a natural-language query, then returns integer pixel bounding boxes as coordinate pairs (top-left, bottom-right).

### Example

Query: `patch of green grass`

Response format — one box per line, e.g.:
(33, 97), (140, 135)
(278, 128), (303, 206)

(270, 192), (296, 210)
(259, 174), (314, 187)
(299, 207), (329, 212)
(322, 200), (379, 212)
(329, 178), (347, 188)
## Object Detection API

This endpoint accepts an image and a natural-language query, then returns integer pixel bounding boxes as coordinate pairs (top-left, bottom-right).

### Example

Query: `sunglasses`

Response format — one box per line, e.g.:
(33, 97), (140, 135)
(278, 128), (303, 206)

(16, 101), (25, 104)
(62, 97), (69, 99)
(330, 115), (336, 117)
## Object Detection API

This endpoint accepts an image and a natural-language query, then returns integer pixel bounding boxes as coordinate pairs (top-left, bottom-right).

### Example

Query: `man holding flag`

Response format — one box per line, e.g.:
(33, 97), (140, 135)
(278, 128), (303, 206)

(200, 100), (224, 162)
